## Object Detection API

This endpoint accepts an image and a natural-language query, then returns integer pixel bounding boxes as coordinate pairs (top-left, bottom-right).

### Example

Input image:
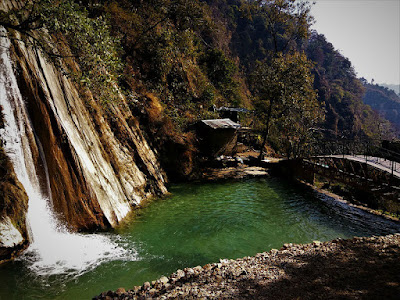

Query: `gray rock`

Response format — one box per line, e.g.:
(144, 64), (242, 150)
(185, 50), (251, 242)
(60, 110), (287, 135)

(175, 269), (185, 279)
(185, 268), (194, 276)
(270, 248), (278, 255)
(142, 281), (150, 290)
(193, 265), (202, 273)
(313, 240), (322, 247)
(159, 276), (169, 284)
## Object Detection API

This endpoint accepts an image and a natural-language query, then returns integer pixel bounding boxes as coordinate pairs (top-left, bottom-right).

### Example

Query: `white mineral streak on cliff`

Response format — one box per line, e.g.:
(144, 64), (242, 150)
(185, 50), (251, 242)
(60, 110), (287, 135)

(13, 37), (164, 226)
(17, 40), (166, 226)
(99, 101), (167, 199)
(1, 0), (167, 229)
(35, 50), (130, 225)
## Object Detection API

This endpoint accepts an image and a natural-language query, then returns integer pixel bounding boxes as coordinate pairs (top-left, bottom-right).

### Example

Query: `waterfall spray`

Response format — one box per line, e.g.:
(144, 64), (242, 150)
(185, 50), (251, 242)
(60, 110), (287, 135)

(0, 28), (135, 276)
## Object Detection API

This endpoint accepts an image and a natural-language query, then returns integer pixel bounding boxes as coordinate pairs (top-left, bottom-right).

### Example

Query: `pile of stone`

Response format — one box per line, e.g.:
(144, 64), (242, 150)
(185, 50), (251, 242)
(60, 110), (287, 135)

(94, 234), (400, 299)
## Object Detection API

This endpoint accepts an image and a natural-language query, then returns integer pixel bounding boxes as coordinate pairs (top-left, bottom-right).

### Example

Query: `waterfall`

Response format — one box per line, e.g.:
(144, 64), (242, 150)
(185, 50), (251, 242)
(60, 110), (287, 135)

(0, 28), (135, 276)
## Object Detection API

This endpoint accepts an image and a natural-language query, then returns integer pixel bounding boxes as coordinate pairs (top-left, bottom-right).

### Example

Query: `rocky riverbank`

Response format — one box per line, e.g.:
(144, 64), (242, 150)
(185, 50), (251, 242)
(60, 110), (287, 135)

(94, 234), (400, 299)
(199, 165), (269, 181)
(196, 152), (278, 181)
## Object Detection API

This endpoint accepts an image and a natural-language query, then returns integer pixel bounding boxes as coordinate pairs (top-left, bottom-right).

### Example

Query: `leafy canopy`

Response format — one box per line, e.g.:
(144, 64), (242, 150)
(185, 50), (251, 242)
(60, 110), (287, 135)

(253, 51), (324, 158)
(1, 0), (123, 104)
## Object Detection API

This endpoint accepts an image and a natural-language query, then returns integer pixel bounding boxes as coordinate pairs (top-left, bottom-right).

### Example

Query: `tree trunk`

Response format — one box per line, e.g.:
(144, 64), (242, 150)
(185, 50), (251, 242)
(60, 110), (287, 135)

(258, 102), (273, 161)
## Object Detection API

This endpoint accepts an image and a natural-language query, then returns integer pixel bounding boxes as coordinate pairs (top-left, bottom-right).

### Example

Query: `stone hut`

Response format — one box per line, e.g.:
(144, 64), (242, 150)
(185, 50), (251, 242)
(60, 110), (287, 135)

(194, 118), (241, 157)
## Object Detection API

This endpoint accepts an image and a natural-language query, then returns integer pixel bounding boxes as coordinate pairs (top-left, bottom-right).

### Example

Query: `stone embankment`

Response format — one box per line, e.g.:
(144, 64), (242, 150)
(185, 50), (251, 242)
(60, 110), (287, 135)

(94, 234), (400, 299)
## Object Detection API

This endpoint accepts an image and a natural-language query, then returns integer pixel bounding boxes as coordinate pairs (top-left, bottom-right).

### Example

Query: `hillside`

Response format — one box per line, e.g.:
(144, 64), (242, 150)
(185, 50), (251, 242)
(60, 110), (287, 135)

(104, 0), (394, 149)
(381, 84), (400, 95)
(103, 0), (394, 162)
(362, 82), (400, 133)
(1, 0), (396, 180)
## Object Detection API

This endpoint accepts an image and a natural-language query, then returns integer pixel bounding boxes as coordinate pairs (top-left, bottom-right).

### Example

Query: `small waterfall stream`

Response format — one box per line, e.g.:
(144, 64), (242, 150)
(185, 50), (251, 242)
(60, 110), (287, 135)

(0, 29), (135, 277)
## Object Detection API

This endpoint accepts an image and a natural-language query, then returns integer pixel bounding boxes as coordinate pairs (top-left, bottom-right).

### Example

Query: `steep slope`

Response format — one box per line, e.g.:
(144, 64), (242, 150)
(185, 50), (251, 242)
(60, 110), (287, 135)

(306, 32), (394, 139)
(362, 82), (400, 132)
(381, 84), (400, 95)
(10, 35), (167, 229)
(0, 0), (167, 241)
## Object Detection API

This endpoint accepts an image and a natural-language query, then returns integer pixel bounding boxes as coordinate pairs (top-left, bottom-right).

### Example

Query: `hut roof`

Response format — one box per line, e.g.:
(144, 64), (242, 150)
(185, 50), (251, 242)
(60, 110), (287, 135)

(200, 118), (241, 129)
(217, 106), (250, 113)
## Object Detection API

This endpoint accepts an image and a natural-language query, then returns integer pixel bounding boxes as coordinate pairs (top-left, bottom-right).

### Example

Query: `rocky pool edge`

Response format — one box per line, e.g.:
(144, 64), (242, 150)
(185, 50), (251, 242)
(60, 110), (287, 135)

(94, 233), (400, 299)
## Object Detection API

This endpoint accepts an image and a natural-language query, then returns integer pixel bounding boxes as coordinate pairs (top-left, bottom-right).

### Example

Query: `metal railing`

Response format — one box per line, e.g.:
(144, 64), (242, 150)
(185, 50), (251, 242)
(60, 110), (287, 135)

(306, 139), (400, 177)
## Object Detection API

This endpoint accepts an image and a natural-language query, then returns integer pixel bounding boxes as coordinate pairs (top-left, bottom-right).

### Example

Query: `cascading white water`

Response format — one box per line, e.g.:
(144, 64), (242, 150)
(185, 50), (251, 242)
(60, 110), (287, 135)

(0, 28), (135, 276)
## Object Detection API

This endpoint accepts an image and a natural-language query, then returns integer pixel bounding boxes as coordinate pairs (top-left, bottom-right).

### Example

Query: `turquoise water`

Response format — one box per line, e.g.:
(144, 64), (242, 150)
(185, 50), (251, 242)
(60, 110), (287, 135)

(1, 178), (399, 300)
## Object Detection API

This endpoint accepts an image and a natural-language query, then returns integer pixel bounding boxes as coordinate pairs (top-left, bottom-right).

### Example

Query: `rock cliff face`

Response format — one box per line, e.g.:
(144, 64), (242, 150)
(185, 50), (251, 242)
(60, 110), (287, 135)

(0, 0), (167, 260)
(0, 25), (30, 262)
(10, 36), (167, 230)
(0, 117), (29, 262)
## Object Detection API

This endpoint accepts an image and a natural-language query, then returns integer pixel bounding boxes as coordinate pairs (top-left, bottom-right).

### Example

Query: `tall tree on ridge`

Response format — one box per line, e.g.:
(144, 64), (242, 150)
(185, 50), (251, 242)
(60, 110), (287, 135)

(251, 0), (317, 159)
(253, 51), (323, 159)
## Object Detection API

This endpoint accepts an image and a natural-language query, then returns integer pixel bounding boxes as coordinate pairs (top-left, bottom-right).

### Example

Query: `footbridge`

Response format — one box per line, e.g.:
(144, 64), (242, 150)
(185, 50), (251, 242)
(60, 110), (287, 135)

(288, 139), (400, 212)
(300, 139), (400, 187)
(302, 154), (400, 189)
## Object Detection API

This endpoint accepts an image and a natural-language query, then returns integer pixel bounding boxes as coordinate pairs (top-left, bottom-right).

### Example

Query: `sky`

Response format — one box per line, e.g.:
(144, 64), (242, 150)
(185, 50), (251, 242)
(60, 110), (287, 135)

(310, 0), (400, 85)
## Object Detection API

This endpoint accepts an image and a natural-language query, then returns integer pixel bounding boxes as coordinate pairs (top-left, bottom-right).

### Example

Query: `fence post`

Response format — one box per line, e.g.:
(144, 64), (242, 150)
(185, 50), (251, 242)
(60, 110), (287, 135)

(392, 160), (394, 176)
(342, 140), (345, 159)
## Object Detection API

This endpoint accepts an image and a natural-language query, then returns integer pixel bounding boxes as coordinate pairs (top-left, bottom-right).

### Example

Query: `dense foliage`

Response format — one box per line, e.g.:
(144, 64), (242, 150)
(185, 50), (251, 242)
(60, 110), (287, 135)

(362, 81), (400, 136)
(252, 51), (323, 158)
(1, 0), (123, 104)
(1, 0), (397, 177)
(306, 33), (396, 139)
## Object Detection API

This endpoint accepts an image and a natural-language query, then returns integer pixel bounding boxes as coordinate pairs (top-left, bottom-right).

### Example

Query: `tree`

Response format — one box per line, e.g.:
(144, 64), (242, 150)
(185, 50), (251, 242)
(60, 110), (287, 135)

(244, 0), (318, 159)
(253, 51), (324, 159)
(260, 0), (313, 55)
(1, 0), (122, 104)
(306, 32), (393, 140)
(199, 49), (240, 105)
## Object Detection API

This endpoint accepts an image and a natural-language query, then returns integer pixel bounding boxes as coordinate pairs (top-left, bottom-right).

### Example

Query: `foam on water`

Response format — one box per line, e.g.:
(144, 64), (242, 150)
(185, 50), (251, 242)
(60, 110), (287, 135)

(0, 27), (136, 277)
(21, 188), (137, 277)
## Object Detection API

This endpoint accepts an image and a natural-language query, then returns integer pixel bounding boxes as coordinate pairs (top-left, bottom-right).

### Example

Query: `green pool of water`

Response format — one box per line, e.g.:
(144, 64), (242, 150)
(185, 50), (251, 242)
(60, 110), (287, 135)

(1, 178), (399, 299)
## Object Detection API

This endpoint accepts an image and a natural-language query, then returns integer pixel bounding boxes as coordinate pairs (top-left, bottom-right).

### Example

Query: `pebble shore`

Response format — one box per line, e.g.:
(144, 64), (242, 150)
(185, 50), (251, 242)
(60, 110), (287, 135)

(94, 234), (400, 299)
